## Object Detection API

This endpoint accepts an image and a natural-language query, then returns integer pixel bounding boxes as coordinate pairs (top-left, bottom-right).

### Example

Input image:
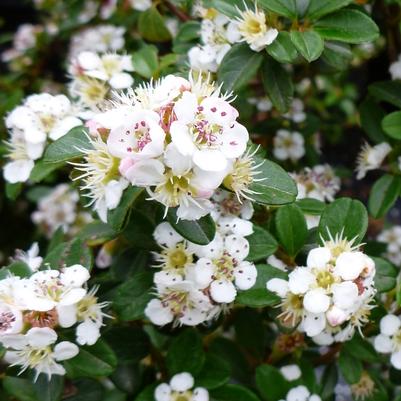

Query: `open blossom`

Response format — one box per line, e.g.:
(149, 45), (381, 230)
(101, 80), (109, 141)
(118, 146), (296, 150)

(232, 4), (278, 52)
(377, 226), (401, 265)
(13, 243), (43, 272)
(129, 0), (152, 11)
(32, 184), (93, 238)
(155, 372), (209, 401)
(267, 232), (376, 341)
(355, 142), (391, 179)
(70, 51), (134, 90)
(374, 314), (401, 369)
(273, 130), (305, 162)
(283, 99), (307, 123)
(1, 327), (79, 380)
(279, 385), (321, 401)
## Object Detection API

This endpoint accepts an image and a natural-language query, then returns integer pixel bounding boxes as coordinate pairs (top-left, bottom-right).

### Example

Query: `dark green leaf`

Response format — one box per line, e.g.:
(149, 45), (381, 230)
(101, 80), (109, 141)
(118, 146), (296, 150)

(247, 226), (278, 261)
(275, 204), (308, 256)
(64, 379), (103, 401)
(236, 264), (285, 307)
(211, 384), (261, 401)
(314, 9), (379, 44)
(306, 0), (353, 20)
(266, 31), (298, 63)
(372, 257), (397, 293)
(205, 0), (244, 18)
(290, 30), (324, 62)
(259, 0), (297, 18)
(321, 41), (352, 71)
(44, 126), (91, 163)
(218, 43), (263, 92)
(262, 57), (294, 113)
(166, 328), (205, 375)
(296, 198), (325, 215)
(5, 182), (22, 200)
(248, 158), (298, 205)
(369, 81), (401, 108)
(359, 98), (388, 143)
(132, 45), (158, 79)
(318, 198), (368, 245)
(255, 364), (291, 401)
(195, 354), (230, 389)
(167, 209), (216, 245)
(342, 336), (379, 363)
(34, 375), (64, 401)
(319, 364), (338, 400)
(30, 160), (64, 183)
(368, 175), (401, 219)
(382, 111), (401, 139)
(3, 377), (40, 401)
(138, 7), (172, 42)
(338, 349), (363, 384)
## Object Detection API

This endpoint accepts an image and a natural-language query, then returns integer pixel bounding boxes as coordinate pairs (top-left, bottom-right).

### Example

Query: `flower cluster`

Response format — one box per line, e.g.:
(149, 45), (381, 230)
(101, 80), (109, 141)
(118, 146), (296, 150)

(273, 129), (305, 162)
(267, 233), (376, 344)
(32, 184), (93, 238)
(75, 73), (255, 221)
(0, 264), (108, 379)
(374, 314), (401, 369)
(155, 372), (208, 401)
(145, 190), (256, 326)
(377, 226), (401, 265)
(3, 94), (81, 183)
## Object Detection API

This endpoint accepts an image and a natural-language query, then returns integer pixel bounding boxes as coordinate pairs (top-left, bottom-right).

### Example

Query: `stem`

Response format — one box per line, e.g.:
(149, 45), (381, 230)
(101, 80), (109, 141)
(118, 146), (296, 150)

(163, 0), (192, 22)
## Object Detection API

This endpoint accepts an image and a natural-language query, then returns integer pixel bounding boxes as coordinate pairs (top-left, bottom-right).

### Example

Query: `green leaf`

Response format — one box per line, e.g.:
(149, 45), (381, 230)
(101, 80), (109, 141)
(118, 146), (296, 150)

(44, 126), (91, 163)
(173, 21), (201, 53)
(3, 377), (39, 401)
(321, 41), (352, 71)
(319, 364), (338, 400)
(78, 221), (117, 245)
(132, 45), (158, 79)
(266, 31), (298, 63)
(195, 354), (231, 389)
(318, 198), (368, 245)
(107, 186), (144, 232)
(5, 182), (22, 200)
(368, 174), (401, 218)
(314, 9), (379, 44)
(218, 43), (263, 92)
(259, 0), (297, 18)
(30, 160), (64, 183)
(296, 198), (325, 215)
(262, 57), (294, 113)
(275, 204), (308, 256)
(247, 226), (278, 261)
(138, 6), (172, 42)
(1, 261), (32, 278)
(359, 98), (388, 143)
(64, 379), (103, 401)
(112, 271), (153, 320)
(306, 0), (353, 20)
(372, 257), (397, 293)
(167, 209), (216, 245)
(382, 111), (401, 139)
(134, 384), (157, 401)
(205, 0), (244, 18)
(369, 81), (401, 108)
(166, 328), (205, 375)
(255, 364), (291, 401)
(33, 375), (64, 401)
(338, 349), (363, 384)
(64, 340), (117, 378)
(248, 158), (298, 205)
(236, 264), (285, 307)
(290, 30), (324, 62)
(342, 336), (379, 363)
(211, 384), (261, 401)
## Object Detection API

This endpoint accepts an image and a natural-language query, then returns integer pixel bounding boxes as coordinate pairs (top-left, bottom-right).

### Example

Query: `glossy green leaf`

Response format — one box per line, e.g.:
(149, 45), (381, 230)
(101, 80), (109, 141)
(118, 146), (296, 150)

(132, 45), (158, 79)
(44, 126), (91, 163)
(211, 384), (261, 401)
(318, 198), (368, 245)
(262, 57), (294, 113)
(290, 30), (324, 62)
(247, 225), (278, 261)
(138, 7), (171, 42)
(369, 81), (401, 108)
(266, 31), (298, 63)
(382, 111), (401, 139)
(321, 41), (352, 71)
(306, 0), (352, 20)
(359, 98), (388, 143)
(338, 349), (363, 384)
(167, 209), (216, 245)
(3, 377), (39, 401)
(259, 0), (297, 18)
(368, 174), (401, 218)
(30, 160), (64, 183)
(218, 43), (263, 92)
(255, 364), (291, 401)
(195, 354), (231, 389)
(372, 257), (398, 293)
(314, 9), (379, 44)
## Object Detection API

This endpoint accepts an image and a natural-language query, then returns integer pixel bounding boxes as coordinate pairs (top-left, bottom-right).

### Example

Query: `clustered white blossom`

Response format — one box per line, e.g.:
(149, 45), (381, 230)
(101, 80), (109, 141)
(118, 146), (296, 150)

(74, 73), (261, 221)
(377, 225), (401, 266)
(0, 264), (108, 379)
(3, 94), (81, 183)
(155, 372), (208, 401)
(374, 314), (401, 369)
(267, 232), (376, 344)
(279, 385), (321, 401)
(32, 184), (93, 238)
(355, 142), (392, 180)
(273, 129), (305, 162)
(283, 99), (307, 123)
(188, 4), (278, 73)
(145, 190), (257, 326)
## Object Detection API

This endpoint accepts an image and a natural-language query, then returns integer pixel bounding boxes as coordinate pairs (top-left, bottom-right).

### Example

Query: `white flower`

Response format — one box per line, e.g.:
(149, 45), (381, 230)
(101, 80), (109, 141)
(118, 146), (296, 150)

(233, 4), (278, 52)
(377, 225), (401, 265)
(129, 0), (152, 11)
(390, 55), (401, 80)
(71, 52), (134, 89)
(280, 365), (302, 381)
(1, 327), (78, 380)
(283, 99), (306, 123)
(273, 130), (305, 162)
(355, 142), (391, 180)
(170, 91), (249, 172)
(155, 372), (209, 401)
(24, 265), (90, 312)
(374, 314), (401, 369)
(13, 243), (43, 272)
(0, 304), (23, 335)
(267, 255), (287, 271)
